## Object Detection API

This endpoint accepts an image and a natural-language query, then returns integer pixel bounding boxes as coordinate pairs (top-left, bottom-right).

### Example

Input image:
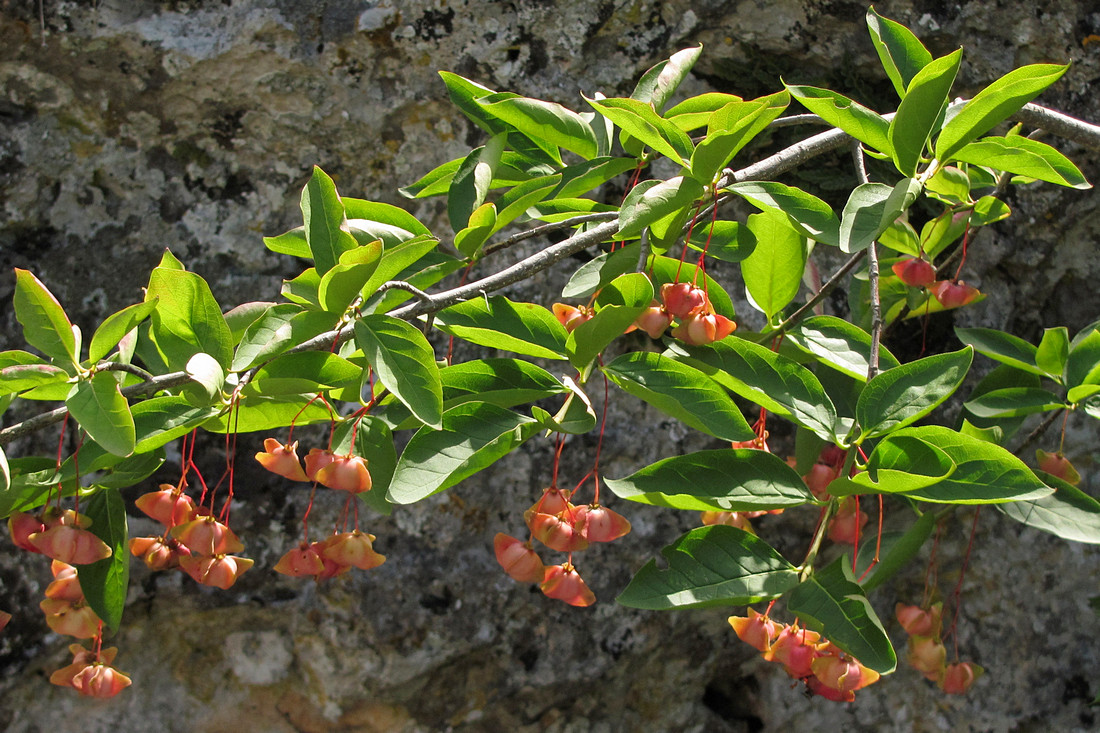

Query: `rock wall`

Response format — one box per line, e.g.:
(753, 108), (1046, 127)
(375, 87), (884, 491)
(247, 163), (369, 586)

(1, 1), (1099, 731)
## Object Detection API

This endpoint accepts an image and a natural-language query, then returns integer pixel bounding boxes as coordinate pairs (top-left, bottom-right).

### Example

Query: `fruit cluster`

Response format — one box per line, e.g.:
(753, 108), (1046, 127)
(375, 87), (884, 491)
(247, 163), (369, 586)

(7, 509), (130, 697)
(495, 486), (632, 606)
(554, 280), (736, 346)
(130, 483), (252, 589)
(256, 438), (386, 581)
(896, 602), (983, 694)
(729, 608), (881, 702)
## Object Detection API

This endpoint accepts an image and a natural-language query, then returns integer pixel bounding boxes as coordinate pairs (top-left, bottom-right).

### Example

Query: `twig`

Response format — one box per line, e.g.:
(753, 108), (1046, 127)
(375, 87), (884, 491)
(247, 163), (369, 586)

(776, 250), (866, 333)
(95, 361), (155, 382)
(478, 212), (617, 258)
(374, 280), (434, 304)
(1012, 407), (1066, 457)
(1015, 103), (1100, 150)
(770, 113), (828, 128)
(851, 141), (882, 379)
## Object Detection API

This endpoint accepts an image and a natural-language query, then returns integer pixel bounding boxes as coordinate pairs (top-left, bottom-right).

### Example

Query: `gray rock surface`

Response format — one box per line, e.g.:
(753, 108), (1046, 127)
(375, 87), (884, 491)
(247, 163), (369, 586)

(1, 1), (1099, 731)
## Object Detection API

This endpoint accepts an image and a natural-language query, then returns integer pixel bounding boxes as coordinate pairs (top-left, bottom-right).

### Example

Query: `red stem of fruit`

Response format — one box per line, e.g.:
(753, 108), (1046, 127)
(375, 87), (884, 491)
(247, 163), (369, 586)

(301, 484), (318, 542)
(921, 520), (944, 608)
(952, 221), (972, 282)
(675, 203), (703, 283)
(550, 432), (566, 488)
(944, 508), (982, 660)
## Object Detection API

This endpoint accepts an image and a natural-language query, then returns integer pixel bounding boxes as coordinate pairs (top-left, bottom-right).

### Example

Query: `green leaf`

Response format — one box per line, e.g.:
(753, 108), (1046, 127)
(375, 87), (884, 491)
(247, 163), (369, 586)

(667, 92), (745, 130)
(565, 273), (653, 369)
(725, 181), (840, 247)
(13, 269), (77, 364)
(604, 352), (755, 442)
(448, 134), (506, 233)
(839, 179), (922, 254)
(787, 316), (901, 381)
(530, 375), (597, 435)
(0, 446), (8, 494)
(788, 557), (896, 674)
(224, 301), (275, 346)
(785, 84), (892, 154)
(244, 352), (361, 397)
(935, 63), (1070, 163)
(231, 306), (335, 372)
(388, 402), (538, 504)
(689, 92), (789, 183)
(206, 395), (331, 433)
(301, 166), (359, 275)
(132, 396), (218, 452)
(263, 226), (312, 258)
(480, 96), (598, 159)
(433, 296), (568, 359)
(0, 362), (70, 396)
(667, 338), (838, 441)
(185, 352), (225, 402)
(616, 525), (799, 610)
(997, 471), (1100, 544)
(562, 243), (639, 299)
(830, 434), (956, 495)
(145, 267), (234, 370)
(954, 327), (1043, 376)
(897, 425), (1054, 503)
(616, 176), (705, 239)
(925, 165), (972, 205)
(963, 387), (1064, 418)
(859, 510), (936, 592)
(77, 489), (129, 631)
(437, 72), (555, 165)
(970, 195), (1011, 225)
(361, 235), (441, 298)
(354, 316), (443, 429)
(281, 268), (321, 308)
(1067, 329), (1100, 389)
(605, 449), (814, 512)
(685, 220), (757, 263)
(66, 373), (135, 457)
(318, 241), (384, 313)
(630, 46), (703, 113)
(343, 197), (432, 238)
(585, 96), (694, 165)
(490, 173), (562, 234)
(369, 254), (464, 315)
(856, 347), (973, 439)
(1035, 326), (1069, 380)
(951, 134), (1090, 189)
(400, 156), (463, 199)
(441, 358), (566, 409)
(742, 209), (808, 319)
(553, 157), (638, 199)
(888, 48), (962, 177)
(89, 299), (159, 363)
(867, 6), (933, 98)
(454, 202), (497, 259)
